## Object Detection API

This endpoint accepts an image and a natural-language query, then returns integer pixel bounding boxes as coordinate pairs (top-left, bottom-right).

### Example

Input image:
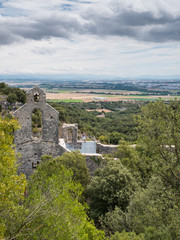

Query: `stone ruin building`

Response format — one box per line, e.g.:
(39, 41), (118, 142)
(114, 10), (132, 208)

(13, 87), (66, 177)
(14, 86), (118, 177)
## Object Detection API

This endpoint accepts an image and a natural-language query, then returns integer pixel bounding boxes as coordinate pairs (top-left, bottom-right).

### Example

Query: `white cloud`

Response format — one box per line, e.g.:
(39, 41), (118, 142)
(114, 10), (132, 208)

(0, 0), (180, 76)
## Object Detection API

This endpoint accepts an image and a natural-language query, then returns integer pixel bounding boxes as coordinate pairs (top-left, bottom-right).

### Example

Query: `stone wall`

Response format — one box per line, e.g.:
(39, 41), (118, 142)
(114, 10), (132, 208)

(96, 142), (118, 154)
(85, 143), (118, 175)
(84, 154), (104, 176)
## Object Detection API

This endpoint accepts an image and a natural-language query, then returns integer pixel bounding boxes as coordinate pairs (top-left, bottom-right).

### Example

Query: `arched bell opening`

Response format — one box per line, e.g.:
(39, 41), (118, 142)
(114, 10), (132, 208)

(34, 92), (40, 102)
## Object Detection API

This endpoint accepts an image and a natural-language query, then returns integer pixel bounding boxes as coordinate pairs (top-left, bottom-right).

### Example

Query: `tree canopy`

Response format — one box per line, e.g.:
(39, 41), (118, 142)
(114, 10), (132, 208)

(0, 116), (27, 239)
(0, 116), (105, 239)
(86, 100), (180, 239)
(86, 159), (138, 221)
(41, 151), (90, 188)
(7, 156), (105, 240)
(0, 83), (26, 104)
(1, 98), (180, 239)
(137, 100), (180, 195)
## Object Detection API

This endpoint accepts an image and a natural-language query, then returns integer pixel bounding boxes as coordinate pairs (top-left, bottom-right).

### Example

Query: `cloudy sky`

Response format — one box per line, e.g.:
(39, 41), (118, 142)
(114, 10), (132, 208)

(0, 0), (180, 78)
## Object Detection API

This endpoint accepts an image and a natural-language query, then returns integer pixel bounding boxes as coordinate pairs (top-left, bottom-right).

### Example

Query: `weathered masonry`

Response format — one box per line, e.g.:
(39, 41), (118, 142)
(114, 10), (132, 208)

(61, 123), (78, 144)
(13, 87), (66, 177)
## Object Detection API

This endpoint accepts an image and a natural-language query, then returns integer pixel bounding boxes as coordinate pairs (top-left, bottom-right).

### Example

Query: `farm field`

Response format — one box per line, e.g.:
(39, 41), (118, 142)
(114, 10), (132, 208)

(46, 90), (180, 102)
(47, 99), (83, 103)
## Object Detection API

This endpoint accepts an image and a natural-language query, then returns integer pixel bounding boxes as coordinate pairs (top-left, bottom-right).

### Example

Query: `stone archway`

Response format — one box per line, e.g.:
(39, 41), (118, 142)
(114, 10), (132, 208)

(61, 123), (78, 144)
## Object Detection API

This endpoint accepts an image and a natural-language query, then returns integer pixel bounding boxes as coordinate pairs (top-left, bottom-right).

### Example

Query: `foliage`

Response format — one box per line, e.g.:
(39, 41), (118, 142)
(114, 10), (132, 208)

(42, 151), (90, 188)
(0, 116), (27, 239)
(86, 100), (180, 239)
(98, 166), (179, 239)
(99, 135), (109, 144)
(127, 176), (180, 239)
(109, 132), (125, 145)
(114, 141), (153, 186)
(86, 159), (138, 221)
(143, 226), (172, 240)
(2, 94), (180, 239)
(0, 82), (26, 103)
(100, 207), (127, 235)
(110, 230), (144, 240)
(5, 156), (106, 240)
(32, 108), (42, 137)
(50, 101), (141, 143)
(7, 92), (18, 103)
(137, 100), (180, 195)
(32, 108), (42, 128)
(0, 121), (104, 239)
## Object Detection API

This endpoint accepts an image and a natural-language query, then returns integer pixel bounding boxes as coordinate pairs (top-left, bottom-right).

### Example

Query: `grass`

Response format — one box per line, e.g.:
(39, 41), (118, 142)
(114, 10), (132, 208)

(45, 90), (71, 93)
(47, 99), (83, 103)
(123, 96), (180, 101)
(123, 98), (155, 101)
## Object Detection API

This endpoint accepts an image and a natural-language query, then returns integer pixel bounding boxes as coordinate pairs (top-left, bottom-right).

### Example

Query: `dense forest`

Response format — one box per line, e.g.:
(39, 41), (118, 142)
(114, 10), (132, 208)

(49, 101), (144, 143)
(0, 99), (180, 239)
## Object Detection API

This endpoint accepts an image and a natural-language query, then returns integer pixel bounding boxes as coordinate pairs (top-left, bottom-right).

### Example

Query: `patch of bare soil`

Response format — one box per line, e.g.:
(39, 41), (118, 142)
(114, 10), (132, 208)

(86, 109), (112, 113)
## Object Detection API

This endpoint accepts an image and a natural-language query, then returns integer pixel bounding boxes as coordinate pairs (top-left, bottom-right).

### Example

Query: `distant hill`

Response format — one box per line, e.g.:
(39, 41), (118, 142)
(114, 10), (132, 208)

(0, 74), (180, 82)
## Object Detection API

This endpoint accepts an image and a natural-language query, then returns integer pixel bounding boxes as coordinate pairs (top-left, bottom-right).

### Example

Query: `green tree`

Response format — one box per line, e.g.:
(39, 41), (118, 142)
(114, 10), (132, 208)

(143, 226), (172, 240)
(86, 159), (138, 221)
(14, 89), (26, 104)
(100, 206), (127, 235)
(0, 82), (7, 90)
(109, 132), (124, 144)
(115, 141), (153, 187)
(99, 135), (109, 144)
(0, 116), (27, 239)
(6, 156), (106, 240)
(110, 231), (144, 240)
(7, 92), (18, 104)
(99, 101), (180, 239)
(137, 100), (180, 195)
(42, 151), (90, 188)
(127, 176), (180, 239)
(0, 83), (26, 104)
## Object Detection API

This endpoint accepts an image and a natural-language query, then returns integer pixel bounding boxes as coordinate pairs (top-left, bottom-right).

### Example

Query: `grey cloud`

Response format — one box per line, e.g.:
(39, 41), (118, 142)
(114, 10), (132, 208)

(82, 14), (138, 38)
(0, 14), (83, 46)
(82, 9), (180, 42)
(144, 21), (180, 42)
(0, 7), (180, 45)
(0, 26), (20, 44)
(9, 15), (80, 40)
(117, 10), (174, 26)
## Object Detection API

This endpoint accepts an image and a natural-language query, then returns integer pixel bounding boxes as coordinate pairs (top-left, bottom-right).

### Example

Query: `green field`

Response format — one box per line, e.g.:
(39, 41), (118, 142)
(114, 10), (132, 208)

(47, 99), (83, 103)
(45, 90), (73, 93)
(123, 98), (155, 101)
(123, 96), (180, 101)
